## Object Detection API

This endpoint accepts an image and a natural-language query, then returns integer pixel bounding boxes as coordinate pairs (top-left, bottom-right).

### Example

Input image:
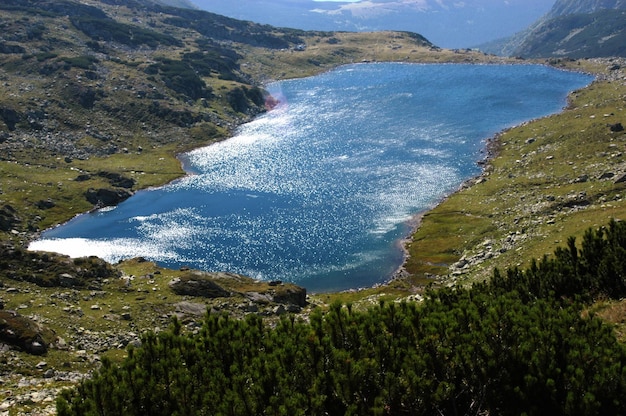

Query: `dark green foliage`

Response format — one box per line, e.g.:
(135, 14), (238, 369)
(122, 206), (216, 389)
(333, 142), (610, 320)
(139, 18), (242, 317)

(56, 295), (626, 415)
(227, 88), (249, 114)
(57, 221), (626, 415)
(69, 16), (181, 48)
(61, 55), (99, 70)
(0, 108), (21, 131)
(227, 87), (266, 114)
(27, 23), (46, 40)
(0, 0), (107, 20)
(182, 49), (243, 82)
(34, 52), (58, 62)
(161, 8), (304, 50)
(99, 100), (209, 128)
(491, 219), (626, 302)
(146, 58), (211, 101)
(61, 83), (104, 109)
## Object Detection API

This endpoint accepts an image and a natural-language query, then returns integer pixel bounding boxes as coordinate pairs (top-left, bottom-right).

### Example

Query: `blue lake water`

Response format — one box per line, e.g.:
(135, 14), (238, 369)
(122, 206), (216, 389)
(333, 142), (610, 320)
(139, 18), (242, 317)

(30, 63), (593, 292)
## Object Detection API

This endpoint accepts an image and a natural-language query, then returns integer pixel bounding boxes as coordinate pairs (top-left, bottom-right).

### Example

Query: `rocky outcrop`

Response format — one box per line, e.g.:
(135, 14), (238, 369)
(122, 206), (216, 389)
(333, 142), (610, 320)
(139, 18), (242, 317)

(1, 242), (119, 287)
(169, 274), (231, 298)
(85, 187), (133, 207)
(0, 107), (20, 131)
(546, 0), (626, 19)
(0, 311), (53, 355)
(271, 284), (307, 307)
(97, 171), (135, 189)
(243, 283), (307, 308)
(0, 204), (20, 231)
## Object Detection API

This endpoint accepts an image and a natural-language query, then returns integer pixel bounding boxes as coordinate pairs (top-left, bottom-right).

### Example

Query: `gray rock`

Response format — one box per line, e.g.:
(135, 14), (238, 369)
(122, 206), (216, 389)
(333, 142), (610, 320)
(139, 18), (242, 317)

(169, 275), (230, 298)
(174, 301), (207, 316)
(273, 305), (286, 315)
(59, 273), (79, 287)
(599, 172), (615, 180)
(244, 292), (272, 304)
(271, 285), (307, 307)
(85, 187), (133, 207)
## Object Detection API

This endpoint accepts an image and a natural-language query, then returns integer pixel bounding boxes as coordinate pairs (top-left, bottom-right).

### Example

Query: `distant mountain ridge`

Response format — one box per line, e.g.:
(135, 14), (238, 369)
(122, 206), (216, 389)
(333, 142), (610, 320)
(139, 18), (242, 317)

(547, 0), (626, 18)
(190, 0), (552, 49)
(480, 0), (626, 58)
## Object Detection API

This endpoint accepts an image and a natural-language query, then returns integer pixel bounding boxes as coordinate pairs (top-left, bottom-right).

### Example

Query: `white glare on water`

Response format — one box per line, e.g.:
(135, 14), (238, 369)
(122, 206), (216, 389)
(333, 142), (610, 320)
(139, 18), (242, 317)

(29, 64), (593, 291)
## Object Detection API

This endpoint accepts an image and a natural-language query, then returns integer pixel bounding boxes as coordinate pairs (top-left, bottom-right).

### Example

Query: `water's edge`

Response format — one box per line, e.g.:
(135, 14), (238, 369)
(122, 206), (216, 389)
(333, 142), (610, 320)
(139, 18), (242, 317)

(28, 63), (594, 293)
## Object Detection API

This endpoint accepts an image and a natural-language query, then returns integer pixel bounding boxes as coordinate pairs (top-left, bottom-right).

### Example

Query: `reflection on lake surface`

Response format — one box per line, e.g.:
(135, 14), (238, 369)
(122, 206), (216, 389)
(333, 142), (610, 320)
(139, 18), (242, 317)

(30, 63), (593, 292)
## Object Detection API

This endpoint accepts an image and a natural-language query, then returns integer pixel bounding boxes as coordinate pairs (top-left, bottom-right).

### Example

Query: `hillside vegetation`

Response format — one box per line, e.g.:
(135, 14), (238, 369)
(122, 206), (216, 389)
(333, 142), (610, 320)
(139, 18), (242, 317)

(58, 220), (626, 415)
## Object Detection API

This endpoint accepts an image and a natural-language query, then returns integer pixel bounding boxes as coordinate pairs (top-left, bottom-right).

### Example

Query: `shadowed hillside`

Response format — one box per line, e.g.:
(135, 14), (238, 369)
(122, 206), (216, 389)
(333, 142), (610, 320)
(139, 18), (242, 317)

(479, 0), (626, 58)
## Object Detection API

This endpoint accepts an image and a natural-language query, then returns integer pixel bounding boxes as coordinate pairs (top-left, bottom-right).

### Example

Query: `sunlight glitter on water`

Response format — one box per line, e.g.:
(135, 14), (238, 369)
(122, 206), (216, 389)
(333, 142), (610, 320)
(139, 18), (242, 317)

(30, 63), (594, 292)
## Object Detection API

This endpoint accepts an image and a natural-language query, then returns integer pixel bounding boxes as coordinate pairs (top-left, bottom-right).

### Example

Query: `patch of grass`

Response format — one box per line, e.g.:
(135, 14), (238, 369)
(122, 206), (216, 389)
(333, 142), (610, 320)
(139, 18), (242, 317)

(592, 299), (626, 343)
(240, 32), (512, 81)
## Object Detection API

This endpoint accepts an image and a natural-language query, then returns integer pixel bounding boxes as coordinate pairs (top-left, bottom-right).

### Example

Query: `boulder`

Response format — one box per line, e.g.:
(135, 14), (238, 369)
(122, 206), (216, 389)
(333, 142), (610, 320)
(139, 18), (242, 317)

(58, 273), (80, 287)
(0, 311), (52, 355)
(97, 171), (135, 189)
(608, 122), (624, 132)
(174, 301), (207, 316)
(0, 107), (20, 131)
(271, 285), (307, 307)
(85, 187), (133, 207)
(243, 283), (307, 308)
(599, 172), (615, 180)
(75, 174), (91, 182)
(36, 198), (56, 209)
(169, 274), (230, 298)
(0, 205), (20, 231)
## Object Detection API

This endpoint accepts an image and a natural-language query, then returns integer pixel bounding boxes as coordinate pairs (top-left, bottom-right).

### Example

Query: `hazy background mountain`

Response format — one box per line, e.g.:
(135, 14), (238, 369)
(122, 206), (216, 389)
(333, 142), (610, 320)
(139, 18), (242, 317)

(546, 0), (626, 18)
(158, 0), (197, 8)
(479, 0), (626, 57)
(190, 0), (554, 49)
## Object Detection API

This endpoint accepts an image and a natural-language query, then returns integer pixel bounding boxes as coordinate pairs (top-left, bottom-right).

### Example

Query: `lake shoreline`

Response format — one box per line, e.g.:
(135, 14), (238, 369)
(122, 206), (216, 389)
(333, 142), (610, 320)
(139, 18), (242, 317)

(389, 129), (502, 285)
(387, 80), (597, 287)
(27, 62), (596, 294)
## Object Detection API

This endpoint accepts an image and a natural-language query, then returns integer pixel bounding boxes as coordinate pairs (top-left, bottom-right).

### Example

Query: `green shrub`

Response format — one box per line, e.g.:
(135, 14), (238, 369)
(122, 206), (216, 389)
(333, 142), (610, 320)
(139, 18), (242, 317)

(57, 220), (626, 415)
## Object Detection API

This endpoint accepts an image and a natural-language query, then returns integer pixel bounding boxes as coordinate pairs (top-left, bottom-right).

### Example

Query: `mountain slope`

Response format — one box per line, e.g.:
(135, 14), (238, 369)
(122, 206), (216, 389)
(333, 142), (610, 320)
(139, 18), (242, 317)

(480, 0), (626, 58)
(546, 0), (626, 18)
(515, 9), (626, 58)
(191, 0), (552, 49)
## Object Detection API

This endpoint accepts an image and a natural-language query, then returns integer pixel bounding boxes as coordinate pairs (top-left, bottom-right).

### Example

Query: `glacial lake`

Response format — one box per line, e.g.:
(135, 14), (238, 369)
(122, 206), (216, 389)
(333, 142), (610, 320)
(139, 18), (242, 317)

(30, 63), (593, 292)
